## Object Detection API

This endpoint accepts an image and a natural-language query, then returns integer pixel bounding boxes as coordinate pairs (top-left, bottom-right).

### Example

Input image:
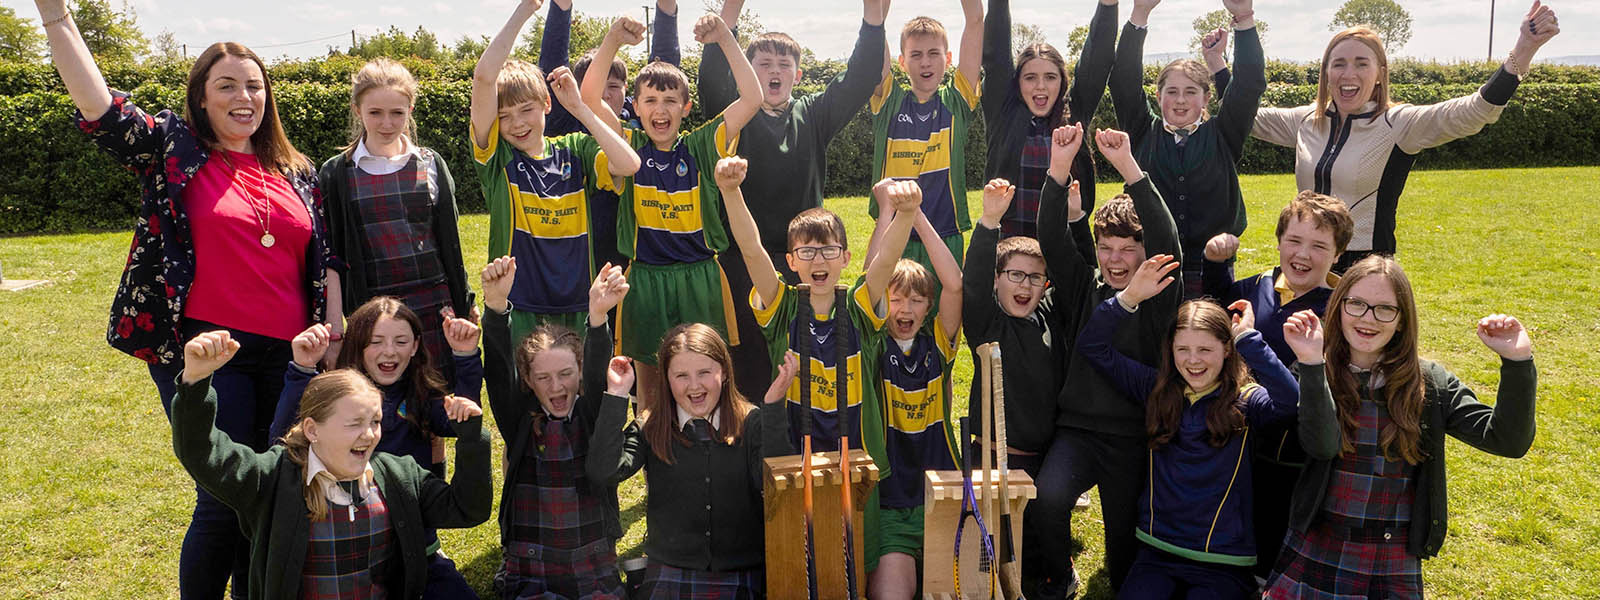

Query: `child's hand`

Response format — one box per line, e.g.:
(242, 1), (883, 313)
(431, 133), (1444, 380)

(888, 179), (923, 213)
(441, 308), (482, 354)
(1132, 0), (1162, 14)
(1067, 180), (1084, 222)
(606, 355), (636, 397)
(547, 66), (582, 109)
(763, 351), (799, 405)
(520, 0), (545, 11)
(181, 330), (240, 384)
(1204, 233), (1240, 262)
(443, 395), (483, 422)
(1117, 254), (1178, 307)
(1201, 26), (1229, 62)
(589, 262), (630, 318)
(291, 323), (332, 369)
(607, 15), (647, 46)
(980, 178), (1016, 227)
(1095, 128), (1133, 163)
(1476, 314), (1533, 361)
(714, 156), (748, 191)
(1281, 310), (1325, 366)
(481, 256), (516, 313)
(1227, 299), (1255, 337)
(1048, 124), (1083, 181)
(1221, 0), (1251, 19)
(693, 13), (732, 45)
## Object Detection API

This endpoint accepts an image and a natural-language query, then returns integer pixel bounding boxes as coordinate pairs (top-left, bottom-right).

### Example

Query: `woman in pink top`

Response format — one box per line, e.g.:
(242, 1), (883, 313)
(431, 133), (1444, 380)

(34, 1), (339, 597)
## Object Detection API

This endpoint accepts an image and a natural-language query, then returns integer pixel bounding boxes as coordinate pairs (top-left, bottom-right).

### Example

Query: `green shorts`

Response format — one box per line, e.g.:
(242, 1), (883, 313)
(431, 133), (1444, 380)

(508, 310), (588, 349)
(617, 258), (737, 365)
(868, 504), (925, 573)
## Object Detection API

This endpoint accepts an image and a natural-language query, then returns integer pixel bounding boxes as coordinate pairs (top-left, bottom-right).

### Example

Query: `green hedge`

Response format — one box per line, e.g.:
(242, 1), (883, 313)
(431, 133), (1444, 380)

(3, 81), (1595, 234)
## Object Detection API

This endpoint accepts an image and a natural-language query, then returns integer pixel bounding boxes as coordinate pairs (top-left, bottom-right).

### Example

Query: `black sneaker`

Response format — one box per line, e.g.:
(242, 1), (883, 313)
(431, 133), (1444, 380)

(1037, 569), (1082, 600)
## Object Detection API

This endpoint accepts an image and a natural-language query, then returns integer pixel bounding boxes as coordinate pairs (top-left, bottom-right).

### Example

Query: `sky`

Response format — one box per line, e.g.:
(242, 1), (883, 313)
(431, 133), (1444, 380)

(6, 0), (1596, 64)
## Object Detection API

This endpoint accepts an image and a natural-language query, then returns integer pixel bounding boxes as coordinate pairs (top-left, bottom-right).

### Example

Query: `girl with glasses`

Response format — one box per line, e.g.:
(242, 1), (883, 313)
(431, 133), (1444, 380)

(1265, 255), (1539, 598)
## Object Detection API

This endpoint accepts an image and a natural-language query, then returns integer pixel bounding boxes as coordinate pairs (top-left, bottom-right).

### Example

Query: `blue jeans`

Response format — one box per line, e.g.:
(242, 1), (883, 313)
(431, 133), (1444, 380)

(150, 320), (292, 600)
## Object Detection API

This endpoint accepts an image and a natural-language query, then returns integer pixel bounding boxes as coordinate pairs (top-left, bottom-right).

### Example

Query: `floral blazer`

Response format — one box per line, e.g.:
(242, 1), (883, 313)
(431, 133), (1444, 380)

(78, 90), (338, 366)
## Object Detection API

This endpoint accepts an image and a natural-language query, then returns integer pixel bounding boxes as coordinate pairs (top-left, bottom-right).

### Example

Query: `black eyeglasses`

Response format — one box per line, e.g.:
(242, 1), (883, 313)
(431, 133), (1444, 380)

(999, 269), (1048, 287)
(790, 245), (844, 261)
(1342, 298), (1400, 323)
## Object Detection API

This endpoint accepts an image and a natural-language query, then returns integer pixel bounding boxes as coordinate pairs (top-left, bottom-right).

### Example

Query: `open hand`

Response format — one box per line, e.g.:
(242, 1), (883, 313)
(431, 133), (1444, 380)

(181, 330), (241, 384)
(441, 308), (482, 354)
(980, 178), (1016, 226)
(1118, 254), (1178, 306)
(1476, 314), (1533, 361)
(763, 351), (799, 405)
(442, 395), (483, 422)
(481, 256), (517, 313)
(548, 66), (582, 108)
(589, 262), (630, 317)
(1282, 310), (1325, 365)
(1227, 299), (1255, 337)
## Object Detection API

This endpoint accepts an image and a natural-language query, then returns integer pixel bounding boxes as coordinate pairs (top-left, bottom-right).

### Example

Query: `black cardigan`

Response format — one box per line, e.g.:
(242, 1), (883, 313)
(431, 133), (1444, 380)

(318, 148), (473, 316)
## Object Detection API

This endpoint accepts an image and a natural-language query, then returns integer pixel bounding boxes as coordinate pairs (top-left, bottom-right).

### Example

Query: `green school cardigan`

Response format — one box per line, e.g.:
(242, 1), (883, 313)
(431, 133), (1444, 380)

(170, 376), (493, 600)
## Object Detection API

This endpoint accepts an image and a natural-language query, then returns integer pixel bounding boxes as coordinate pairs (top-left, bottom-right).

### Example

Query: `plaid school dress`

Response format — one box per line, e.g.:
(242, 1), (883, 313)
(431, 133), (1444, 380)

(1266, 374), (1424, 599)
(349, 155), (453, 368)
(301, 489), (395, 599)
(496, 416), (624, 599)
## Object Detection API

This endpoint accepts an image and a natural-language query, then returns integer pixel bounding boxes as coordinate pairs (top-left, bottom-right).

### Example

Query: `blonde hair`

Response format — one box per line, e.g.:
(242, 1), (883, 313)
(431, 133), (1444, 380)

(1157, 59), (1214, 118)
(344, 58), (419, 157)
(280, 369), (382, 521)
(888, 259), (936, 301)
(1316, 26), (1392, 119)
(496, 59), (551, 110)
(899, 17), (949, 52)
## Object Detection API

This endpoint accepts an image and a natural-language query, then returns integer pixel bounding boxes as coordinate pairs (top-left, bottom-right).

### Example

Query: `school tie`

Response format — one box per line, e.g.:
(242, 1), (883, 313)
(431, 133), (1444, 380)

(685, 418), (714, 443)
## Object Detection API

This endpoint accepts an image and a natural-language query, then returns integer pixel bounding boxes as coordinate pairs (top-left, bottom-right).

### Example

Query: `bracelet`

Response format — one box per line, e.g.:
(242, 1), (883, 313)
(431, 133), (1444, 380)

(1505, 48), (1526, 79)
(41, 11), (71, 28)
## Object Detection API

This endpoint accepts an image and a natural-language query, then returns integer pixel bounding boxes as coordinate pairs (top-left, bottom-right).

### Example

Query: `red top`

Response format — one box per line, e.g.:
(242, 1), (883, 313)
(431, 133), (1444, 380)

(183, 151), (314, 341)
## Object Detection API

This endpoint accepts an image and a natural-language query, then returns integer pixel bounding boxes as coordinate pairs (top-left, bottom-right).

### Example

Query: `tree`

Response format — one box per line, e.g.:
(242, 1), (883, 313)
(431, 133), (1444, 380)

(350, 25), (443, 60)
(518, 12), (617, 62)
(450, 35), (489, 62)
(152, 29), (182, 61)
(1013, 22), (1046, 57)
(0, 6), (47, 62)
(1329, 0), (1412, 55)
(71, 0), (149, 62)
(1065, 24), (1089, 59)
(1189, 10), (1267, 56)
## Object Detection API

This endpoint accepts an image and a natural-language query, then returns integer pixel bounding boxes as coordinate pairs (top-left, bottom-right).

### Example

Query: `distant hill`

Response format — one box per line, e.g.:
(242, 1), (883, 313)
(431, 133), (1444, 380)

(1542, 55), (1600, 66)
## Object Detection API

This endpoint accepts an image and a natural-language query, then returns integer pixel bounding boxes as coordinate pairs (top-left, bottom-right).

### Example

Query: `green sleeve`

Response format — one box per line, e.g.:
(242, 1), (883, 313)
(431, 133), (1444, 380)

(1110, 23), (1158, 146)
(866, 83), (905, 220)
(1436, 359), (1538, 458)
(171, 376), (280, 519)
(414, 416), (494, 528)
(685, 114), (733, 253)
(752, 281), (801, 379)
(472, 118), (518, 260)
(1295, 364), (1342, 461)
(586, 393), (648, 485)
(614, 128), (648, 260)
(848, 279), (890, 480)
(747, 402), (796, 488)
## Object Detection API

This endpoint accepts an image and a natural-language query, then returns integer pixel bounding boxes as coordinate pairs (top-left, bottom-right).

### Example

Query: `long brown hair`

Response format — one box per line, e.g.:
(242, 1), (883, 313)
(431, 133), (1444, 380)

(335, 297), (449, 438)
(1323, 255), (1425, 464)
(184, 42), (311, 175)
(641, 323), (753, 464)
(515, 323), (583, 438)
(1011, 43), (1070, 128)
(280, 369), (381, 521)
(343, 58), (419, 157)
(1315, 26), (1392, 120)
(1146, 301), (1251, 449)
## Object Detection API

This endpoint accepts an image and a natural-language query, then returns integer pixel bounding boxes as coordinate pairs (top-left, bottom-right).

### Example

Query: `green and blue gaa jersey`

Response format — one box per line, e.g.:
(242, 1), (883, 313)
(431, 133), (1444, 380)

(616, 113), (735, 266)
(878, 319), (962, 509)
(868, 73), (979, 241)
(473, 119), (615, 313)
(752, 279), (889, 470)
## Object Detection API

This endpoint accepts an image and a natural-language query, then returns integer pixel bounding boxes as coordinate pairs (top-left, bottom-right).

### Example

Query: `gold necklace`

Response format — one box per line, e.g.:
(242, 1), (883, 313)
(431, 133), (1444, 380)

(221, 152), (275, 248)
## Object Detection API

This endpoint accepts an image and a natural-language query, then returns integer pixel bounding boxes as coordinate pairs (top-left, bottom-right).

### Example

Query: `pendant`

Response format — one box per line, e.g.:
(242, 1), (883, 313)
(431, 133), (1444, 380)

(260, 233), (275, 248)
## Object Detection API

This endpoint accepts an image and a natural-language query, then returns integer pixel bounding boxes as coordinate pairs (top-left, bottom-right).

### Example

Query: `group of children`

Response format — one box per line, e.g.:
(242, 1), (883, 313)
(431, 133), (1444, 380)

(42, 0), (1554, 596)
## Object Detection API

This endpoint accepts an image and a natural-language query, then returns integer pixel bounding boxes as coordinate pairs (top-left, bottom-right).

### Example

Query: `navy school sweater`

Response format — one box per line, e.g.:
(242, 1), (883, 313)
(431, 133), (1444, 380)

(1077, 296), (1300, 565)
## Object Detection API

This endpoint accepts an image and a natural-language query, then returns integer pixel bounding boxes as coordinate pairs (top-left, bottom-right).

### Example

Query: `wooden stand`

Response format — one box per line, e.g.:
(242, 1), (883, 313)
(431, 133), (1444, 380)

(921, 468), (1036, 600)
(762, 452), (879, 600)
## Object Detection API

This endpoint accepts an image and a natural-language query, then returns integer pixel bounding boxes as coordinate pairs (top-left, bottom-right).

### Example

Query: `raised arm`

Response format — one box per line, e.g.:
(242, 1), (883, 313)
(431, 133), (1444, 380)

(172, 332), (276, 517)
(472, 0), (545, 148)
(583, 17), (645, 137)
(864, 179), (922, 306)
(479, 257), (531, 441)
(809, 0), (889, 142)
(980, 0), (1012, 126)
(716, 157), (784, 308)
(1214, 0), (1265, 159)
(651, 0), (681, 64)
(1110, 5), (1157, 143)
(954, 0), (983, 92)
(269, 324), (332, 442)
(1074, 296), (1160, 402)
(415, 413), (494, 528)
(34, 0), (112, 119)
(1199, 233), (1241, 301)
(586, 373), (647, 486)
(1068, 0), (1119, 128)
(1441, 315), (1538, 457)
(697, 14), (762, 137)
(1230, 300), (1301, 428)
(549, 67), (641, 176)
(697, 0), (744, 116)
(1038, 126), (1091, 290)
(920, 210), (965, 339)
(1281, 310), (1338, 460)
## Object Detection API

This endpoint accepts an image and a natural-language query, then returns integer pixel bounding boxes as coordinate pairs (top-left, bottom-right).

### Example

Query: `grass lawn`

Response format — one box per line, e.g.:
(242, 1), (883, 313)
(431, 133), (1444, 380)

(2, 166), (1597, 598)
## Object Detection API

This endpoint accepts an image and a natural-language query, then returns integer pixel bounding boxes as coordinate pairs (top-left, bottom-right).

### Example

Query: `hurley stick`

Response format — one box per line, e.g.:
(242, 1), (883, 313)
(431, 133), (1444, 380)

(991, 345), (1023, 599)
(835, 284), (859, 599)
(796, 283), (818, 600)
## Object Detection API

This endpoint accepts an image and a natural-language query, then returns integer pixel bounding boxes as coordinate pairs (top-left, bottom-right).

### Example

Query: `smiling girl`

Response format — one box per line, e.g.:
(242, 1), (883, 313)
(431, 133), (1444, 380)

(1076, 254), (1300, 599)
(320, 58), (474, 378)
(1265, 256), (1539, 598)
(269, 297), (486, 597)
(1250, 1), (1561, 272)
(170, 330), (491, 600)
(586, 324), (797, 598)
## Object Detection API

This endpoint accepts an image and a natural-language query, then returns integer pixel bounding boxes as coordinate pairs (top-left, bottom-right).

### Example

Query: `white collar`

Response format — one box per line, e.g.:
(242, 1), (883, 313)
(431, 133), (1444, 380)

(675, 404), (722, 431)
(305, 446), (376, 506)
(352, 136), (420, 165)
